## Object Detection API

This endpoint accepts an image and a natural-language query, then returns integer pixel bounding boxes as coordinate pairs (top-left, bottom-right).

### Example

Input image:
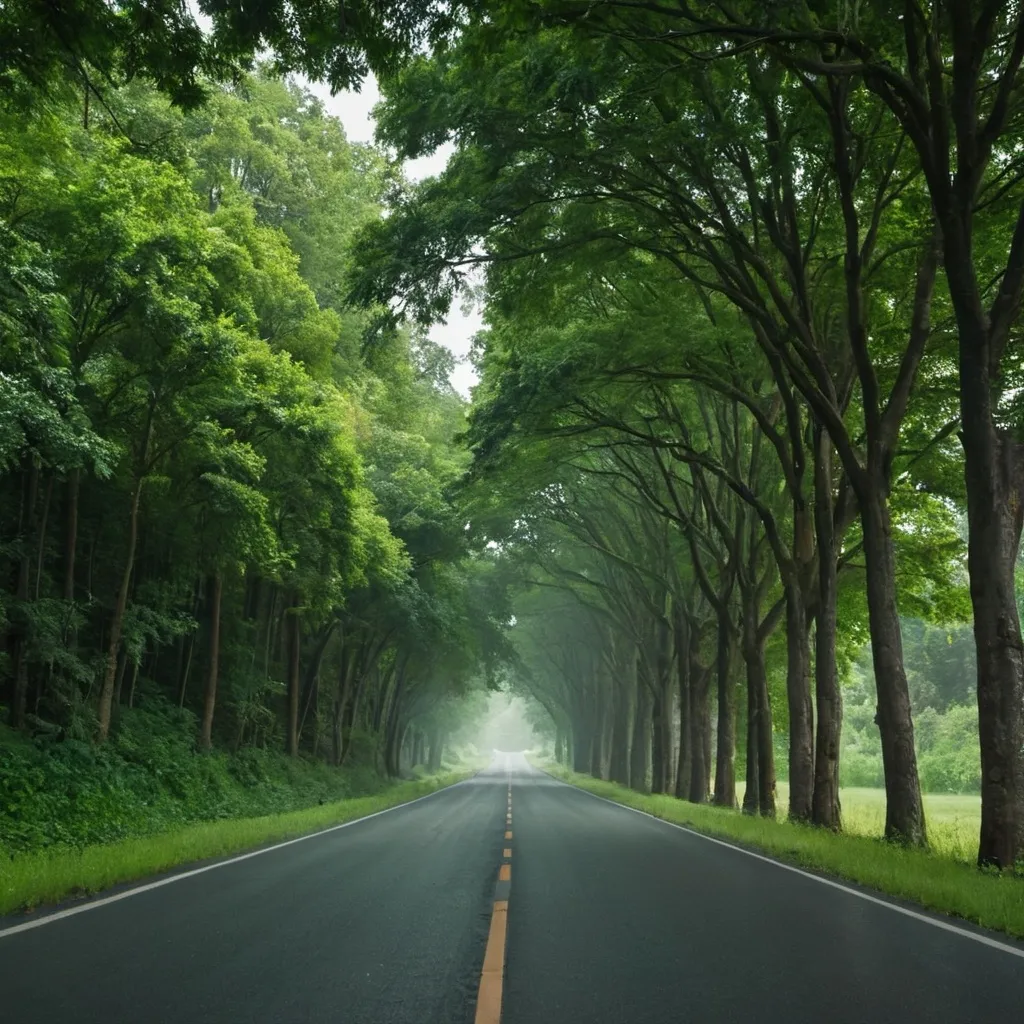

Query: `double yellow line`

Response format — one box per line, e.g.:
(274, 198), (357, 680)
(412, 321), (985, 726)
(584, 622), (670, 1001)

(475, 775), (514, 1024)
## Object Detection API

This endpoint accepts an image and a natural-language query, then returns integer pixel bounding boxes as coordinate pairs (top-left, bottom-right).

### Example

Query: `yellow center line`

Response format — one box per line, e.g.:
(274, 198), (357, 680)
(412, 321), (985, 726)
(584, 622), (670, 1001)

(505, 830), (512, 839)
(499, 863), (511, 882)
(503, 848), (512, 858)
(474, 900), (508, 1024)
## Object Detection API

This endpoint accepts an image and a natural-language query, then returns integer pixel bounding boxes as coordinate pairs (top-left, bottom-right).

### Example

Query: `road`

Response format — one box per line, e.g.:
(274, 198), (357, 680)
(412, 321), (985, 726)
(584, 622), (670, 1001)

(2, 753), (1024, 1023)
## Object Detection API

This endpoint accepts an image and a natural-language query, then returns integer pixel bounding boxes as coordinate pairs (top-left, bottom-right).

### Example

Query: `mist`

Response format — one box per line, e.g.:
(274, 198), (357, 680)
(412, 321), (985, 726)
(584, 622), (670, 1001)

(469, 693), (541, 754)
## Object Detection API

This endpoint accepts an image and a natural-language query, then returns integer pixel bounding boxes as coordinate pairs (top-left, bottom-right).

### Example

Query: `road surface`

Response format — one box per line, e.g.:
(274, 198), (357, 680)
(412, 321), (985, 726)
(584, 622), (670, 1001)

(2, 753), (1023, 1022)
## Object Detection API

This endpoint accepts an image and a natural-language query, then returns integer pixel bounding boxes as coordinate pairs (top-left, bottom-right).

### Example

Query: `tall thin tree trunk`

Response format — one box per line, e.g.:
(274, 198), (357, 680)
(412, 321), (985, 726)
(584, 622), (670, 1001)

(755, 638), (775, 818)
(200, 572), (222, 750)
(860, 486), (926, 845)
(34, 475), (53, 600)
(286, 601), (301, 756)
(608, 675), (632, 786)
(63, 468), (80, 649)
(812, 426), (842, 829)
(713, 612), (737, 807)
(743, 662), (759, 815)
(9, 457), (39, 729)
(674, 610), (693, 799)
(631, 675), (652, 792)
(688, 662), (710, 804)
(785, 585), (814, 822)
(98, 403), (154, 741)
(97, 474), (144, 740)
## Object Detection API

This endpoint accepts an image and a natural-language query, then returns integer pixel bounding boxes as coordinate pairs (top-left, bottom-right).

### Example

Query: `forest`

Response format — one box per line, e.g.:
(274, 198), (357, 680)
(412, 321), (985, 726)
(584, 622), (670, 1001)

(2, 0), (1024, 884)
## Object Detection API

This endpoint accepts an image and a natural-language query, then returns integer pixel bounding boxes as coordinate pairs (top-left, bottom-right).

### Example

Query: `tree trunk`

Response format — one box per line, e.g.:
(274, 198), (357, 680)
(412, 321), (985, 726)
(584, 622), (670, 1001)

(742, 613), (775, 818)
(200, 572), (222, 750)
(127, 659), (140, 708)
(860, 486), (926, 845)
(742, 661), (759, 816)
(812, 425), (842, 829)
(608, 675), (632, 786)
(63, 468), (79, 648)
(630, 674), (652, 792)
(9, 456), (39, 729)
(674, 610), (693, 800)
(572, 714), (592, 773)
(963, 416), (1024, 866)
(651, 682), (672, 794)
(785, 584), (814, 822)
(298, 622), (337, 740)
(755, 640), (775, 819)
(96, 473), (144, 741)
(687, 663), (711, 804)
(712, 612), (737, 808)
(286, 601), (301, 756)
(589, 695), (608, 778)
(554, 726), (565, 764)
(34, 474), (53, 600)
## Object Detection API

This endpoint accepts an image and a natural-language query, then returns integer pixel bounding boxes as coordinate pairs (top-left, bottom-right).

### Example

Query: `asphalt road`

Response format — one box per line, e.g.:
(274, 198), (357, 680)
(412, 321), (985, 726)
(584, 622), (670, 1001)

(2, 753), (1024, 1023)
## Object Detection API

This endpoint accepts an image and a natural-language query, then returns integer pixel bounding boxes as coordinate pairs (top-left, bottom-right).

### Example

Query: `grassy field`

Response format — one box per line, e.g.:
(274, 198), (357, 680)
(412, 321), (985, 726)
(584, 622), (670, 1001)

(0, 768), (475, 918)
(775, 782), (981, 863)
(541, 763), (1024, 939)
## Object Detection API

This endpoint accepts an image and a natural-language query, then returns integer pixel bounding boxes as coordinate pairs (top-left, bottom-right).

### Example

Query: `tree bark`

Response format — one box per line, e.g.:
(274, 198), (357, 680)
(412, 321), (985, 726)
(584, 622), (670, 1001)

(199, 572), (222, 750)
(630, 672), (652, 792)
(687, 659), (711, 803)
(608, 672), (633, 786)
(96, 473), (144, 741)
(572, 714), (592, 773)
(9, 456), (39, 729)
(712, 614), (737, 807)
(860, 486), (926, 845)
(785, 584), (814, 822)
(963, 407), (1024, 866)
(674, 609), (693, 800)
(812, 426), (842, 829)
(742, 613), (775, 818)
(98, 399), (155, 741)
(286, 600), (301, 756)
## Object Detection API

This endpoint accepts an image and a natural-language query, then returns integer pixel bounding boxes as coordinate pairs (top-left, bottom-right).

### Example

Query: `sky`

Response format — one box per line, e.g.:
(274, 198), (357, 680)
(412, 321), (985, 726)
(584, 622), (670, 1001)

(303, 75), (484, 398)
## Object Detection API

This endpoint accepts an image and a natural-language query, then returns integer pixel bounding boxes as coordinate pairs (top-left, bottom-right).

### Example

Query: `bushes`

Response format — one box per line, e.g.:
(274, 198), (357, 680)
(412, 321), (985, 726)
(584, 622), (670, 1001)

(0, 697), (391, 856)
(839, 699), (981, 794)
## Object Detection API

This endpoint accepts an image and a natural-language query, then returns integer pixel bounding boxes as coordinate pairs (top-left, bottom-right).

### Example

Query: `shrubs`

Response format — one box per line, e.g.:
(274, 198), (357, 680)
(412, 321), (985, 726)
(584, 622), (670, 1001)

(839, 699), (980, 794)
(0, 697), (389, 856)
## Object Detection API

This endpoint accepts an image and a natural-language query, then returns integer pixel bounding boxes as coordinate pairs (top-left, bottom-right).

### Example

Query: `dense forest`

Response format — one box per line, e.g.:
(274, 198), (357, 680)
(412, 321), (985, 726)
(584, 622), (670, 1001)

(3, 1), (1024, 875)
(0, 65), (510, 849)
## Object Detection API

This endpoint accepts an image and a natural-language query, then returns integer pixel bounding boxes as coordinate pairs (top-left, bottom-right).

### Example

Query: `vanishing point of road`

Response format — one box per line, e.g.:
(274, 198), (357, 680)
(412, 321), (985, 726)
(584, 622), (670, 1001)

(2, 753), (1023, 1023)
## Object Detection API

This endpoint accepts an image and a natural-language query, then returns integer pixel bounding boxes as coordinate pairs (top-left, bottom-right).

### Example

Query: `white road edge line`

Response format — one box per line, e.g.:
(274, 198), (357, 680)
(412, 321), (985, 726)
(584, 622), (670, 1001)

(0, 776), (476, 939)
(553, 773), (1024, 961)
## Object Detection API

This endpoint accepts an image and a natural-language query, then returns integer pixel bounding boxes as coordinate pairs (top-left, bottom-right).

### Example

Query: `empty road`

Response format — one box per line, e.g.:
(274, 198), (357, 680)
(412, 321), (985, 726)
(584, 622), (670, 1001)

(2, 754), (1023, 1022)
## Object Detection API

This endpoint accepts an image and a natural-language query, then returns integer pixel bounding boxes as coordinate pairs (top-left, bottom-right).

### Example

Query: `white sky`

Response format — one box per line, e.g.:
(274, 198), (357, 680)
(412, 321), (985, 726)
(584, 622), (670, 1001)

(304, 75), (483, 398)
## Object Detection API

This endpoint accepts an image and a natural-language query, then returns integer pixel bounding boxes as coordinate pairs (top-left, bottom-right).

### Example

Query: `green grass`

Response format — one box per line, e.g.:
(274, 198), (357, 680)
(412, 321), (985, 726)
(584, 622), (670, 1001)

(775, 782), (981, 863)
(541, 763), (1024, 940)
(0, 769), (474, 918)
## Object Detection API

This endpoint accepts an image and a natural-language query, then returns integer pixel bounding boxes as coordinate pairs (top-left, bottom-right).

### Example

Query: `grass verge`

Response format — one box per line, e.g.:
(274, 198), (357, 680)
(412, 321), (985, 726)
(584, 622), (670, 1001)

(0, 768), (475, 918)
(541, 763), (1024, 940)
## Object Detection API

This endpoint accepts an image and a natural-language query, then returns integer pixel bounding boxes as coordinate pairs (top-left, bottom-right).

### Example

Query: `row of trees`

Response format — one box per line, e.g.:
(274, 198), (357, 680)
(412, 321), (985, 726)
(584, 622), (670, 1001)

(353, 1), (1024, 868)
(0, 68), (507, 775)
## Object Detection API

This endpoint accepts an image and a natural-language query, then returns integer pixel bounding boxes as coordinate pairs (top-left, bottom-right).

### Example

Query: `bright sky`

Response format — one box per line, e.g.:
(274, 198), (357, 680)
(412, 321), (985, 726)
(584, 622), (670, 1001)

(303, 75), (484, 398)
